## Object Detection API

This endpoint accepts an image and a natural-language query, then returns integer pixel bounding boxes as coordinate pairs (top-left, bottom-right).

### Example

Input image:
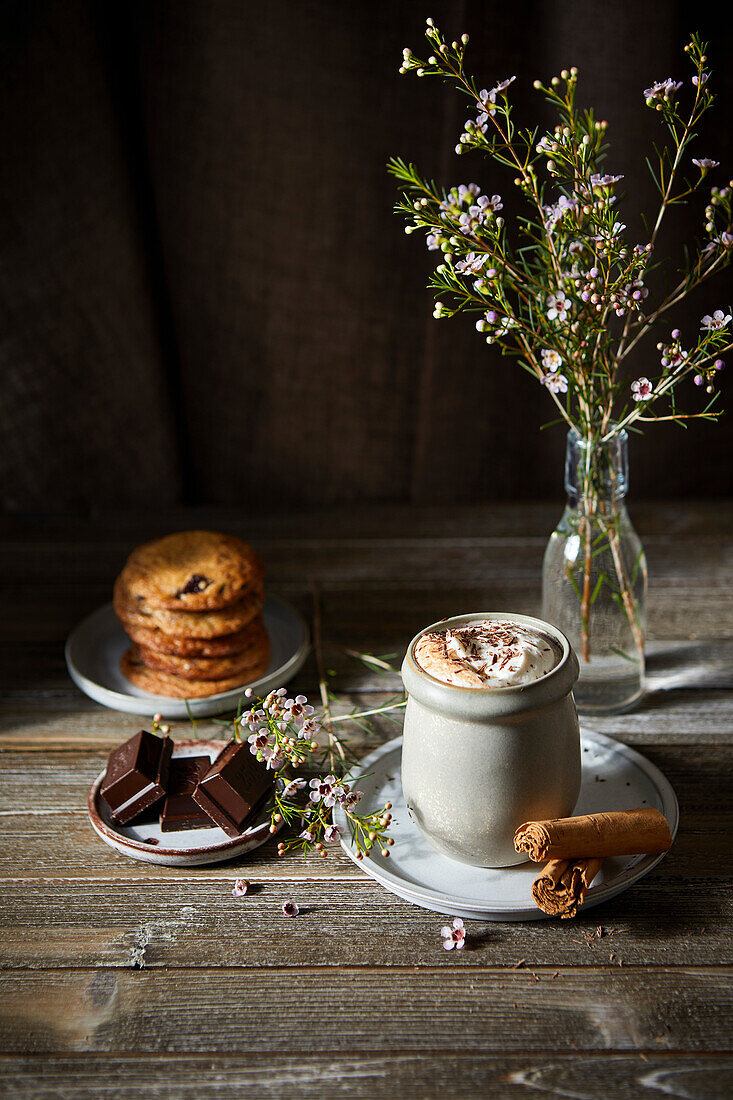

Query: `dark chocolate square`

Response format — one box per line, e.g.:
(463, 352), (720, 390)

(159, 756), (216, 832)
(193, 740), (274, 838)
(100, 731), (173, 824)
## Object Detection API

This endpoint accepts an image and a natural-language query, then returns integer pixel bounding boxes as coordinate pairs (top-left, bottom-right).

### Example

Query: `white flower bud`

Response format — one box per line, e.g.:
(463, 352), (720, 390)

(551, 76), (559, 86)
(533, 79), (541, 89)
(461, 33), (469, 44)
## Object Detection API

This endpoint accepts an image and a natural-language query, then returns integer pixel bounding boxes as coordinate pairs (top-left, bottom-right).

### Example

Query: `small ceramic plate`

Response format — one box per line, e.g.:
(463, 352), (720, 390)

(333, 729), (679, 921)
(66, 594), (309, 719)
(88, 739), (280, 866)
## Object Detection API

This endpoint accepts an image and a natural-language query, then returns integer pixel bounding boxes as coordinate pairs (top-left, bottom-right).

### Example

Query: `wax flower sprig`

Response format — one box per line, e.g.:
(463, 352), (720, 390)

(228, 686), (400, 860)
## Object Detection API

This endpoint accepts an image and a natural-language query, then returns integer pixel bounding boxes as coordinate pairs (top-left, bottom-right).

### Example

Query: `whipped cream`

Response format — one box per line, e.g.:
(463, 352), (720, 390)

(415, 619), (560, 689)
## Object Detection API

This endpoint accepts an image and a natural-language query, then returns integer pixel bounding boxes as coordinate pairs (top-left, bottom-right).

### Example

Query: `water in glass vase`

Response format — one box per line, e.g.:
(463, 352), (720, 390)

(542, 429), (647, 715)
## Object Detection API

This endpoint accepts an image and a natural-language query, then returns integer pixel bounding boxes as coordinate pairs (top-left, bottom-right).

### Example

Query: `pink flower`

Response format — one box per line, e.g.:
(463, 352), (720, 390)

(546, 291), (570, 322)
(324, 824), (343, 843)
(309, 775), (345, 807)
(441, 918), (466, 950)
(541, 348), (563, 372)
(542, 372), (568, 394)
(281, 778), (307, 798)
(232, 879), (249, 898)
(282, 900), (299, 917)
(701, 310), (732, 331)
(247, 729), (270, 754)
(631, 377), (653, 402)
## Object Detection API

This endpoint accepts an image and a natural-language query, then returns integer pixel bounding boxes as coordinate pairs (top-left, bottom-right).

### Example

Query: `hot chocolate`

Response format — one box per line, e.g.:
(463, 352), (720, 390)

(414, 618), (561, 689)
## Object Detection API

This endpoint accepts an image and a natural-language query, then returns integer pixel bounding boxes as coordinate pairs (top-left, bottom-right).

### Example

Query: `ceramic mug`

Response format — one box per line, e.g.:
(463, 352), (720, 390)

(400, 612), (581, 868)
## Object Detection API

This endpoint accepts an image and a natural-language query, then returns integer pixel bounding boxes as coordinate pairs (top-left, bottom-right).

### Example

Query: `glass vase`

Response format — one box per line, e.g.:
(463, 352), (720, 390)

(542, 429), (647, 715)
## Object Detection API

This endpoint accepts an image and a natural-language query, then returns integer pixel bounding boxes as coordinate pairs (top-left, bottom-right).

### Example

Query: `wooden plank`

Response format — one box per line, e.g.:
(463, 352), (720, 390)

(2, 672), (733, 753)
(0, 879), (729, 970)
(0, 745), (729, 882)
(2, 535), (732, 587)
(2, 1052), (732, 1100)
(0, 809), (725, 886)
(3, 746), (733, 814)
(1, 499), (732, 541)
(1, 968), (731, 1054)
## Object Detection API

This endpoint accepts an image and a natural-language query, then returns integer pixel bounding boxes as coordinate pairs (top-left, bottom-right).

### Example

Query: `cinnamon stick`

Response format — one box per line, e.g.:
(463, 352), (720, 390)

(532, 858), (604, 918)
(514, 807), (672, 862)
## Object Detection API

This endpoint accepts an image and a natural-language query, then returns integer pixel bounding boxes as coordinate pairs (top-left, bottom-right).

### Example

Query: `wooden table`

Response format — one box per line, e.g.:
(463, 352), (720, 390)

(1, 503), (732, 1098)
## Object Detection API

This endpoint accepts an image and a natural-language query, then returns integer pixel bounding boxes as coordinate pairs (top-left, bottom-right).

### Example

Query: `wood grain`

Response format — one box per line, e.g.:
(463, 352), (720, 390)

(0, 880), (730, 970)
(1, 968), (732, 1054)
(1, 1052), (731, 1100)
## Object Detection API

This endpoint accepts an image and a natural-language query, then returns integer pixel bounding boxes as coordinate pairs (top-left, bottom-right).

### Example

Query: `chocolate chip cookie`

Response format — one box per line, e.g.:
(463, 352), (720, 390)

(114, 574), (263, 639)
(121, 531), (264, 611)
(121, 647), (269, 698)
(136, 617), (269, 681)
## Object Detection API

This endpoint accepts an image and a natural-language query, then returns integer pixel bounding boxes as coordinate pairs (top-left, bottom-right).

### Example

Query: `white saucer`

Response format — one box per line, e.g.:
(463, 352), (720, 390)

(66, 594), (309, 719)
(88, 739), (281, 866)
(333, 730), (679, 921)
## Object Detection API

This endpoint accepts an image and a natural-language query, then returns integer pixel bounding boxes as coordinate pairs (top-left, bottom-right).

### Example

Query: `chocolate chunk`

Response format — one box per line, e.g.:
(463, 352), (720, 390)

(193, 741), (274, 838)
(180, 574), (210, 595)
(101, 731), (173, 824)
(160, 756), (216, 832)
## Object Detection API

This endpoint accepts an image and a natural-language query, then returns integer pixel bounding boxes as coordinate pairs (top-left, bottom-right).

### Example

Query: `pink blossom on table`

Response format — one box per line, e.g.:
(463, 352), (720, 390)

(546, 291), (570, 322)
(542, 372), (569, 395)
(701, 310), (732, 330)
(232, 879), (249, 898)
(299, 828), (315, 841)
(324, 824), (343, 843)
(541, 348), (563, 372)
(342, 790), (363, 810)
(693, 158), (719, 170)
(441, 918), (466, 950)
(282, 900), (299, 917)
(631, 377), (653, 401)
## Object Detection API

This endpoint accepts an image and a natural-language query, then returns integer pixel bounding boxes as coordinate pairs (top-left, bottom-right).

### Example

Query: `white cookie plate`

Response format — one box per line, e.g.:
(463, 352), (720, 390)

(66, 594), (309, 719)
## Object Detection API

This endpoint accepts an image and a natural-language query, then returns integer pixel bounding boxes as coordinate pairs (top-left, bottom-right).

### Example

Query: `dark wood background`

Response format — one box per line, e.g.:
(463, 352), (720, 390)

(1, 0), (732, 513)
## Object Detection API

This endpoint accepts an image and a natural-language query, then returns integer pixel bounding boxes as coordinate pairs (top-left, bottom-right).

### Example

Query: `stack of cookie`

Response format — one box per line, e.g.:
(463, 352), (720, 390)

(115, 531), (269, 698)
